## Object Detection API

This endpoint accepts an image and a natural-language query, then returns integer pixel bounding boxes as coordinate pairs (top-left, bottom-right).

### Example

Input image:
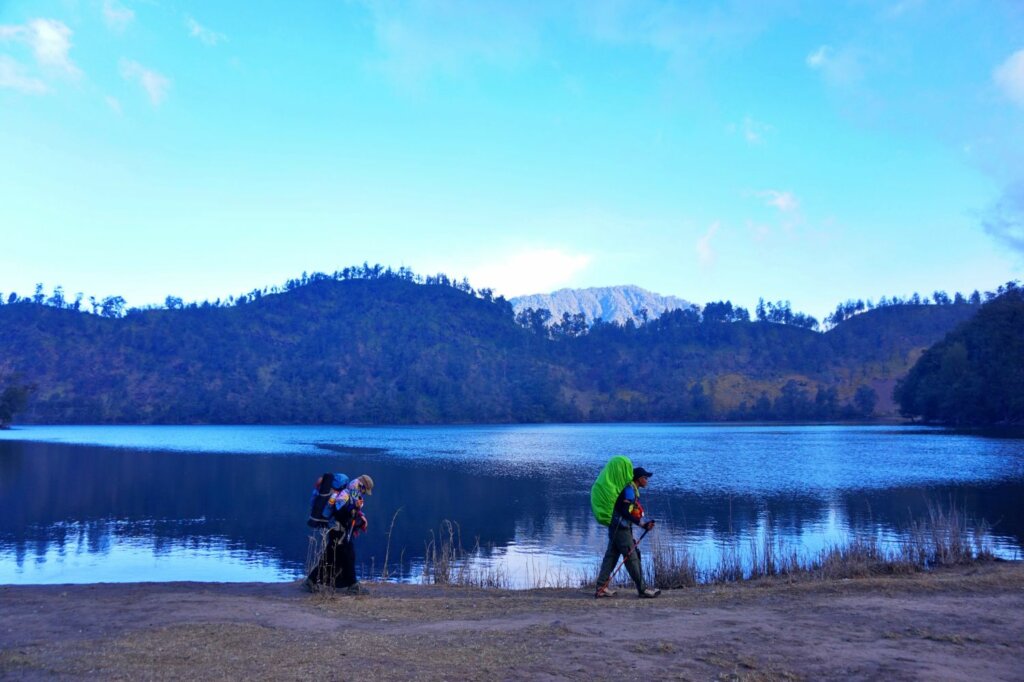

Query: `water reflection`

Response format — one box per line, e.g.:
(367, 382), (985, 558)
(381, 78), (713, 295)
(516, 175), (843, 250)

(0, 425), (1021, 586)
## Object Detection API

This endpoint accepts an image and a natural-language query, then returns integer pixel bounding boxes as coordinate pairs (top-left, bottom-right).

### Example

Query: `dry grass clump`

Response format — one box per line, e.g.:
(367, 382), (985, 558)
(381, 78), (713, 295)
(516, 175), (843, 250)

(642, 499), (996, 588)
(422, 520), (511, 589)
(648, 534), (700, 589)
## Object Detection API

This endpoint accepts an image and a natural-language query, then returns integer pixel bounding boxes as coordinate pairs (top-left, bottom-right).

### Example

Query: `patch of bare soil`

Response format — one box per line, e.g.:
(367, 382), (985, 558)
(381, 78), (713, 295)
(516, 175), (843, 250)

(2, 562), (1022, 680)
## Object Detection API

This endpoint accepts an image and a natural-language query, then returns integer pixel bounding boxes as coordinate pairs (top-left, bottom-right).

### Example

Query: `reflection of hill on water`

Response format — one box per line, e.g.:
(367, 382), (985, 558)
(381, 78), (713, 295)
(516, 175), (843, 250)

(1, 434), (1022, 584)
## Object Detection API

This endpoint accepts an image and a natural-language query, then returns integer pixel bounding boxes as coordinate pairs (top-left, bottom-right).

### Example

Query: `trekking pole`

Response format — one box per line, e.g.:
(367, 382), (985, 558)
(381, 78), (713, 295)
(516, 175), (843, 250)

(343, 517), (357, 543)
(597, 525), (651, 596)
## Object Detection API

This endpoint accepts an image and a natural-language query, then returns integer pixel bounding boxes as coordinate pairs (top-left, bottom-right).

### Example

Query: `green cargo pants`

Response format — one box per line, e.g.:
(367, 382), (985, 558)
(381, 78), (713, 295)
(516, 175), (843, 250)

(596, 524), (645, 594)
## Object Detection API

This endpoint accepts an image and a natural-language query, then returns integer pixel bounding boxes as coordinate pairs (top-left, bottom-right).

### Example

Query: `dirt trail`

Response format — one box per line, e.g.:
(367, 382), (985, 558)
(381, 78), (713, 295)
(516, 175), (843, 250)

(2, 562), (1022, 680)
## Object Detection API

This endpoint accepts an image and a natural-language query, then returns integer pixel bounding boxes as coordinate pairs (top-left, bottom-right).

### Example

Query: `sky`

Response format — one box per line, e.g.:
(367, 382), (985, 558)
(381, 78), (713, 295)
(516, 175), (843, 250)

(2, 0), (1023, 321)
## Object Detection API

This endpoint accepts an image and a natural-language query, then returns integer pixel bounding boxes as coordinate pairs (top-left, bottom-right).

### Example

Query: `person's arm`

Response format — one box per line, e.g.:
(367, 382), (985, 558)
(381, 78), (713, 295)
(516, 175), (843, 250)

(613, 486), (643, 527)
(614, 485), (655, 530)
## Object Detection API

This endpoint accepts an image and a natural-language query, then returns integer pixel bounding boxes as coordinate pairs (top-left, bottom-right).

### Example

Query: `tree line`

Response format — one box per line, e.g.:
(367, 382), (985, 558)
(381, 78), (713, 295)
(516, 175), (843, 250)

(2, 265), (992, 339)
(0, 265), (1004, 426)
(0, 263), (510, 319)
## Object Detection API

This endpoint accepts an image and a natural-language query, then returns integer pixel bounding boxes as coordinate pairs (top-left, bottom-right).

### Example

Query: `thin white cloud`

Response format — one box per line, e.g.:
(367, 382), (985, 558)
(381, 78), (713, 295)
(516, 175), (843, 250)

(578, 1), (776, 64)
(806, 43), (863, 86)
(747, 220), (771, 243)
(103, 0), (135, 32)
(757, 190), (799, 213)
(730, 115), (773, 144)
(696, 222), (720, 266)
(981, 181), (1024, 254)
(882, 0), (925, 19)
(806, 44), (831, 69)
(463, 247), (593, 297)
(994, 49), (1024, 108)
(355, 0), (544, 89)
(0, 55), (48, 93)
(105, 95), (122, 114)
(0, 19), (80, 76)
(120, 59), (170, 106)
(186, 17), (226, 46)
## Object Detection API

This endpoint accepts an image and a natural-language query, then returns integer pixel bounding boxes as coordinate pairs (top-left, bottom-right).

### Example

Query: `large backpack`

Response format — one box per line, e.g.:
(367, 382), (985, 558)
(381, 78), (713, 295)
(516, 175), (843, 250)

(308, 472), (349, 528)
(590, 456), (633, 526)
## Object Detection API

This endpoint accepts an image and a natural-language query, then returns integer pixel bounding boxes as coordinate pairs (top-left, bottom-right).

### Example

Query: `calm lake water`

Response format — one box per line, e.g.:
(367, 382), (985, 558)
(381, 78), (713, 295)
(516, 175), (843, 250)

(1, 424), (1021, 587)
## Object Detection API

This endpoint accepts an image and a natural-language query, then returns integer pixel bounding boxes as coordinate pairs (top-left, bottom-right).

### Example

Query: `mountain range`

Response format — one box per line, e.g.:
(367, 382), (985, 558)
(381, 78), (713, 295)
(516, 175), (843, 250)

(511, 285), (692, 326)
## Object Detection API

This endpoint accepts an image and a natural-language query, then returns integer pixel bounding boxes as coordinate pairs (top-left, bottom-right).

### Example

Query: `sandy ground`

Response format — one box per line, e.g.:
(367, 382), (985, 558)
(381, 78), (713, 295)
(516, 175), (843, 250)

(1, 562), (1022, 681)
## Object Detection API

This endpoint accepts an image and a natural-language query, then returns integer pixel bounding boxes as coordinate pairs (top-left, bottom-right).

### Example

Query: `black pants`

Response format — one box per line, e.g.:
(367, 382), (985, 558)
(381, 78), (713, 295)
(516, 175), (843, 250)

(309, 527), (357, 588)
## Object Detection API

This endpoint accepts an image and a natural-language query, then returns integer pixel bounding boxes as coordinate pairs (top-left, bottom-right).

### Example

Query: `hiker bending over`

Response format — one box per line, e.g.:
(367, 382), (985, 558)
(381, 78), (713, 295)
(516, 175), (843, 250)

(307, 474), (374, 593)
(595, 466), (660, 599)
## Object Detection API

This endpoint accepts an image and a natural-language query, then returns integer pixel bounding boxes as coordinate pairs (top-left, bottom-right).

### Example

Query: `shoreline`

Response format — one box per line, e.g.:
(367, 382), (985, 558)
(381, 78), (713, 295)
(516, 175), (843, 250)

(3, 561), (1022, 680)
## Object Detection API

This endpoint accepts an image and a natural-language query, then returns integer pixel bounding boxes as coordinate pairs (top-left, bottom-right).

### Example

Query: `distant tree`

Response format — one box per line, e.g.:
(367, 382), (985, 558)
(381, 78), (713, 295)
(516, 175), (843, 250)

(100, 296), (126, 318)
(46, 286), (65, 309)
(165, 296), (184, 310)
(552, 312), (587, 338)
(0, 381), (31, 428)
(702, 301), (749, 324)
(515, 307), (552, 336)
(689, 383), (712, 418)
(774, 380), (813, 420)
(753, 393), (772, 419)
(814, 385), (838, 419)
(852, 385), (878, 418)
(33, 284), (45, 305)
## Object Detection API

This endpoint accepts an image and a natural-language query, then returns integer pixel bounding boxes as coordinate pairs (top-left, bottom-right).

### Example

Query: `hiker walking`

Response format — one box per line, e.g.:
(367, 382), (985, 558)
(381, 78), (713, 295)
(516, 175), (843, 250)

(593, 464), (660, 599)
(306, 473), (374, 593)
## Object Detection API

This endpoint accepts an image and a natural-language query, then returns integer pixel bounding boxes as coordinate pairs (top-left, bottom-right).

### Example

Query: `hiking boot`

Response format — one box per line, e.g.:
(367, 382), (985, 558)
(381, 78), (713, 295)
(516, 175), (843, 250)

(595, 586), (617, 599)
(639, 588), (661, 599)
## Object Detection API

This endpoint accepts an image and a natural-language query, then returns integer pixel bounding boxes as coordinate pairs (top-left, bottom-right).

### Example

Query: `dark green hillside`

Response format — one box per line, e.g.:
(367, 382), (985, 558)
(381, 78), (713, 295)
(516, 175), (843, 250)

(825, 303), (980, 362)
(0, 272), (985, 424)
(0, 278), (565, 424)
(821, 303), (981, 415)
(895, 287), (1024, 425)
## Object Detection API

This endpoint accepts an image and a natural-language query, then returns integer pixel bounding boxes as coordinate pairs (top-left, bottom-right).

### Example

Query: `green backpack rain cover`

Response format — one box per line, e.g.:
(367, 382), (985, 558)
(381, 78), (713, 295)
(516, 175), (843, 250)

(590, 455), (634, 526)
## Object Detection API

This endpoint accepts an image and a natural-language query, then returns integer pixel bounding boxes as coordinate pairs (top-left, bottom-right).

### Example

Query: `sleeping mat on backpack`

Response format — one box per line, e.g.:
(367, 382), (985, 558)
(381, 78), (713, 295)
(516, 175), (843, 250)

(590, 455), (634, 526)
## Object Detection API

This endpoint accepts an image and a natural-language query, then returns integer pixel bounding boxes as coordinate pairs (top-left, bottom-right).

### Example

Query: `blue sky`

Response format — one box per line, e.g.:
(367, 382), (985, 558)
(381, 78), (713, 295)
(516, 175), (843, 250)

(2, 0), (1023, 321)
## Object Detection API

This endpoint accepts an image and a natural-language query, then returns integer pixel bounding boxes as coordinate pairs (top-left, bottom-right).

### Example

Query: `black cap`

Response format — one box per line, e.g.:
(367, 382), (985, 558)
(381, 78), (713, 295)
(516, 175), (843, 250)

(633, 467), (653, 479)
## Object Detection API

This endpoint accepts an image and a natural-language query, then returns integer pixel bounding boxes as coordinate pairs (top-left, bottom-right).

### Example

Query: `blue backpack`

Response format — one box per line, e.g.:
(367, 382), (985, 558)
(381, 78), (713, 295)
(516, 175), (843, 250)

(307, 472), (349, 527)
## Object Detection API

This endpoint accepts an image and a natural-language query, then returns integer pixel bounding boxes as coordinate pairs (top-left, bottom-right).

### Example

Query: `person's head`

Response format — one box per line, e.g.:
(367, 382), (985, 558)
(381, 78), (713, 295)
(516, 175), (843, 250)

(357, 474), (374, 495)
(633, 467), (653, 488)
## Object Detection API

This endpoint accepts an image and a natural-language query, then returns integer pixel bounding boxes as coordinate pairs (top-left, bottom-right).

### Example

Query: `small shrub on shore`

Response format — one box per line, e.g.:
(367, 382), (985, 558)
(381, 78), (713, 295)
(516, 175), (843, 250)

(640, 499), (995, 588)
(647, 535), (699, 589)
(421, 520), (511, 589)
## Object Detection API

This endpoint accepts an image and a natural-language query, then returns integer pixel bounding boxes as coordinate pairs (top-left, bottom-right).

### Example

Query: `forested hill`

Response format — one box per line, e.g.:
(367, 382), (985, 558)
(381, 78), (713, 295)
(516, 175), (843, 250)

(0, 274), (981, 424)
(895, 287), (1024, 425)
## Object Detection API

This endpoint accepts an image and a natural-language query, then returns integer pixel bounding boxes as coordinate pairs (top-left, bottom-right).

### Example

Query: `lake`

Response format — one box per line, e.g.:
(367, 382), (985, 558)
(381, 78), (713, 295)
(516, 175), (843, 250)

(1, 424), (1021, 587)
